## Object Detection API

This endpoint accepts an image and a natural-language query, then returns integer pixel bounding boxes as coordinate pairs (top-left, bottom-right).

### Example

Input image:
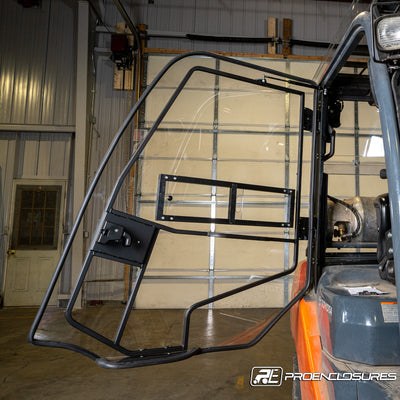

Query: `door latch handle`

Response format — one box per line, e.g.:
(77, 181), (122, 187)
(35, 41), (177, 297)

(7, 249), (15, 256)
(98, 222), (136, 247)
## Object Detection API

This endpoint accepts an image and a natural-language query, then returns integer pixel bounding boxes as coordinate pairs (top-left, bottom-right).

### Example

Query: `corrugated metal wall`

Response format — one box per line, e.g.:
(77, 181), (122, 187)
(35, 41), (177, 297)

(99, 0), (368, 56)
(14, 132), (72, 179)
(0, 0), (76, 127)
(0, 0), (76, 302)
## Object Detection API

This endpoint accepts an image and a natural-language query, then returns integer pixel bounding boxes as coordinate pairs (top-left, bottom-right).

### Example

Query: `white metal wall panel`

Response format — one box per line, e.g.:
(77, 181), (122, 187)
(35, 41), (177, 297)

(15, 132), (72, 179)
(0, 0), (76, 126)
(42, 1), (76, 126)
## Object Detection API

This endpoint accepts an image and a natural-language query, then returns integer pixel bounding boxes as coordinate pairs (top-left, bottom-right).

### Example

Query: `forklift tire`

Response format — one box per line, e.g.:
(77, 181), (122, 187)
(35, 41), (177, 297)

(292, 354), (302, 400)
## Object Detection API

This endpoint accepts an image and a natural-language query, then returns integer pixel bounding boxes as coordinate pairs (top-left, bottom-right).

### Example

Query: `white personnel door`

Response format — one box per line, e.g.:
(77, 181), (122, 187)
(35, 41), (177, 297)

(4, 181), (65, 306)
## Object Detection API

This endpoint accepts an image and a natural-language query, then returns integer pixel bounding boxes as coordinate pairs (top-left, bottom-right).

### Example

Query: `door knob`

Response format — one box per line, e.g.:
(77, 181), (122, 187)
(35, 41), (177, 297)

(7, 249), (15, 256)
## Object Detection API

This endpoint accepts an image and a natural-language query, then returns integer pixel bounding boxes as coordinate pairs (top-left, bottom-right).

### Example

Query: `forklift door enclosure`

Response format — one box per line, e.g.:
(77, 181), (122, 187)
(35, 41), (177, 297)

(28, 52), (316, 368)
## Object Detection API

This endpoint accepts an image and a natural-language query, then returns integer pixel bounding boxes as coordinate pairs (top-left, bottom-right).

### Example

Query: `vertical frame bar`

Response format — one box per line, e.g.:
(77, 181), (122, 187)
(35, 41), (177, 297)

(283, 61), (291, 306)
(209, 59), (220, 306)
(73, 0), (90, 309)
(354, 69), (360, 197)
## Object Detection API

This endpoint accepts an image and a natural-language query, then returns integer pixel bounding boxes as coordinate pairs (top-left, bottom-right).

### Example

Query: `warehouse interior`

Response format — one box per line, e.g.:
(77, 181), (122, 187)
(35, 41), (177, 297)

(0, 0), (387, 398)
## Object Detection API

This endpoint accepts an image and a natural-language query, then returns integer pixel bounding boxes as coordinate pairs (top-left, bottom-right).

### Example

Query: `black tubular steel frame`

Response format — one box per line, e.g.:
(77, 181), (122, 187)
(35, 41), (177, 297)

(28, 51), (316, 368)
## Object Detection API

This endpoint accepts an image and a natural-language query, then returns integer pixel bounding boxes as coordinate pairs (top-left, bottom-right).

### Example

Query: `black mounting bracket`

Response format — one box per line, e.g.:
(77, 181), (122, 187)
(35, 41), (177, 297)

(298, 217), (309, 240)
(156, 174), (295, 228)
(93, 210), (159, 267)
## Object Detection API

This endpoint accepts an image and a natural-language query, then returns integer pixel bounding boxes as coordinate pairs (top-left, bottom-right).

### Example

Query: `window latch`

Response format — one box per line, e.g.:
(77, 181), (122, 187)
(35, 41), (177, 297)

(98, 222), (134, 247)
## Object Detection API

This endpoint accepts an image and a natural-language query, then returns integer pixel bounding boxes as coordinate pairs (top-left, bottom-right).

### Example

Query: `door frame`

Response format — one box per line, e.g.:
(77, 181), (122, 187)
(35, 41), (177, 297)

(3, 178), (67, 306)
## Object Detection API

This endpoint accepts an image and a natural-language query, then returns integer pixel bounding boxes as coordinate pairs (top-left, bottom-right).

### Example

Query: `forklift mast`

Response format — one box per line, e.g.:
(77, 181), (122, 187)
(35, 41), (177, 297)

(291, 2), (400, 398)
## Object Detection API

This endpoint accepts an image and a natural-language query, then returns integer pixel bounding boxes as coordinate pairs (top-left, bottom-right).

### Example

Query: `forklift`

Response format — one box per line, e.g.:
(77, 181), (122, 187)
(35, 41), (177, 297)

(29, 1), (400, 398)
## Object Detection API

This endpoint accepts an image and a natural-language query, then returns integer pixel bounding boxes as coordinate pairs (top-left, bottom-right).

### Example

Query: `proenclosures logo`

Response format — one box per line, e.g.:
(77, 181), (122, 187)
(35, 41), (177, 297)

(250, 366), (397, 387)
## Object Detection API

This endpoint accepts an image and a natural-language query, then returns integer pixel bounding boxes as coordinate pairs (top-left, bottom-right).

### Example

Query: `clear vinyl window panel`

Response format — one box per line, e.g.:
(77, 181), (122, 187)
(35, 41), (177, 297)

(139, 70), (304, 241)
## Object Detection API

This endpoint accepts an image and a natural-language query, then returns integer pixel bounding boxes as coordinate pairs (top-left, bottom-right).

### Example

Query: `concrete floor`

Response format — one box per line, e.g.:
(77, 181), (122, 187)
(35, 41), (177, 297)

(0, 307), (295, 400)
